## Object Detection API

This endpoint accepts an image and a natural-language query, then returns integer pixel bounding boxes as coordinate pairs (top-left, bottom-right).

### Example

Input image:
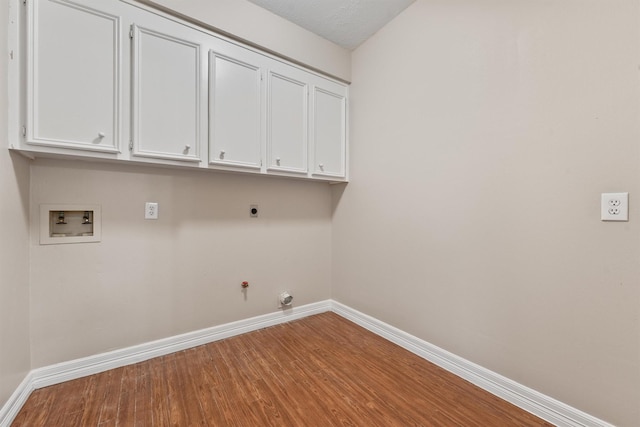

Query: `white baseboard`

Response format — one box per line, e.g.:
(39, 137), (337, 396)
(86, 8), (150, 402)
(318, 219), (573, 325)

(1, 299), (614, 427)
(29, 300), (332, 390)
(0, 300), (331, 427)
(330, 301), (614, 427)
(0, 373), (34, 427)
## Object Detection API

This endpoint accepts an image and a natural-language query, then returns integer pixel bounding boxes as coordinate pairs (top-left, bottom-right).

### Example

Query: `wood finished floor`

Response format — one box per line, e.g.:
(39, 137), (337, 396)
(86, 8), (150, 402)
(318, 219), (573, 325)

(12, 312), (554, 426)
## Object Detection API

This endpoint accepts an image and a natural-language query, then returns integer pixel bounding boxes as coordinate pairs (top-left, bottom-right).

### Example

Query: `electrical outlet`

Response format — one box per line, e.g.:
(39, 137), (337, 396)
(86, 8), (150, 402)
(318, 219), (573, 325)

(250, 204), (258, 218)
(601, 193), (628, 221)
(145, 202), (158, 220)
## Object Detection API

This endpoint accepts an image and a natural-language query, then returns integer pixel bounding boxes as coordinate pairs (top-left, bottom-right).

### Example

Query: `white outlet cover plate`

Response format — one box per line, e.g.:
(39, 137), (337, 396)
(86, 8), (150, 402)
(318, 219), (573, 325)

(601, 192), (628, 221)
(145, 202), (159, 220)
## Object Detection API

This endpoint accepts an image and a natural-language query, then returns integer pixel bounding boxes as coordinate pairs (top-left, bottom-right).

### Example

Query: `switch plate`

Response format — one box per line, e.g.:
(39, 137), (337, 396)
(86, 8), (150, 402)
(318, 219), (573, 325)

(145, 202), (158, 220)
(601, 193), (628, 221)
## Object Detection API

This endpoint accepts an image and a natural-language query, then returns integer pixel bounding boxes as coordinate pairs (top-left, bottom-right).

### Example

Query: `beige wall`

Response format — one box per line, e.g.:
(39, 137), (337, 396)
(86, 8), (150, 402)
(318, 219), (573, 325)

(0, 2), (31, 408)
(9, 0), (342, 377)
(333, 0), (640, 426)
(140, 0), (352, 82)
(29, 160), (333, 367)
(25, 0), (344, 369)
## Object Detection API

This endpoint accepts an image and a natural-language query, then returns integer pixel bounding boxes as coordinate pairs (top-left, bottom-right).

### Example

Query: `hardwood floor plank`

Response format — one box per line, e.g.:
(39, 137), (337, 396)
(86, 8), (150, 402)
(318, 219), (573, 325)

(113, 364), (135, 426)
(130, 360), (151, 427)
(12, 313), (554, 426)
(164, 354), (190, 426)
(97, 367), (124, 425)
(10, 388), (53, 427)
(174, 350), (210, 426)
(77, 374), (103, 425)
(148, 357), (170, 427)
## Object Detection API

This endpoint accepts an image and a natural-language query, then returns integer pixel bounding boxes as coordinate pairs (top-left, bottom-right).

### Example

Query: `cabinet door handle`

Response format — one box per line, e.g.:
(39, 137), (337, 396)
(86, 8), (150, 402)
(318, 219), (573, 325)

(319, 163), (324, 171)
(276, 157), (281, 166)
(184, 144), (191, 151)
(220, 150), (225, 159)
(98, 132), (106, 138)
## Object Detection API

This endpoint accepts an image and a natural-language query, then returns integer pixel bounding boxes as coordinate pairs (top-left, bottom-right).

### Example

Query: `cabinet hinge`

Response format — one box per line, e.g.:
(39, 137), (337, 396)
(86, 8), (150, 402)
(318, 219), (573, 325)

(129, 25), (134, 39)
(129, 140), (133, 150)
(21, 126), (26, 138)
(22, 0), (26, 6)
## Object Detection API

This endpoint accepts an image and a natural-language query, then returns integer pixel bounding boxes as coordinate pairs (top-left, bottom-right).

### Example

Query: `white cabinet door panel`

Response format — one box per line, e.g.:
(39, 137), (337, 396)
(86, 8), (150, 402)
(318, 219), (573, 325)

(267, 71), (307, 174)
(209, 51), (262, 169)
(28, 0), (120, 152)
(312, 86), (346, 178)
(131, 24), (202, 162)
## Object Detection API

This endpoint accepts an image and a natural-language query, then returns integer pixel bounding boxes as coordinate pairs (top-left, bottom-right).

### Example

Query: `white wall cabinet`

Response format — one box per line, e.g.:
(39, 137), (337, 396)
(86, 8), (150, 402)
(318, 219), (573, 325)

(26, 0), (122, 154)
(130, 20), (206, 164)
(209, 49), (263, 170)
(311, 81), (347, 178)
(12, 0), (348, 182)
(266, 66), (308, 175)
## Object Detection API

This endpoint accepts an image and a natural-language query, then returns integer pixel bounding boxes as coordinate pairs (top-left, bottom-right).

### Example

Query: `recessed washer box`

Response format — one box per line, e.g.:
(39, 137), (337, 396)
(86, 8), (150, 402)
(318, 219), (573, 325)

(39, 204), (102, 245)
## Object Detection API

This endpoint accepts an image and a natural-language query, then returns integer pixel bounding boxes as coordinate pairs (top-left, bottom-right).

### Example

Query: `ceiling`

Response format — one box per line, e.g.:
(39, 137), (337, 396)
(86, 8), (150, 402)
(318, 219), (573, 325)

(246, 0), (415, 50)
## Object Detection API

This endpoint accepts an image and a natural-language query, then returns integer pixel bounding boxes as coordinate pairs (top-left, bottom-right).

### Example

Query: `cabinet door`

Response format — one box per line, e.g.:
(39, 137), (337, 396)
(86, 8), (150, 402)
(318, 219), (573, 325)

(267, 69), (308, 174)
(27, 0), (121, 153)
(209, 50), (262, 170)
(131, 23), (203, 163)
(311, 83), (347, 178)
